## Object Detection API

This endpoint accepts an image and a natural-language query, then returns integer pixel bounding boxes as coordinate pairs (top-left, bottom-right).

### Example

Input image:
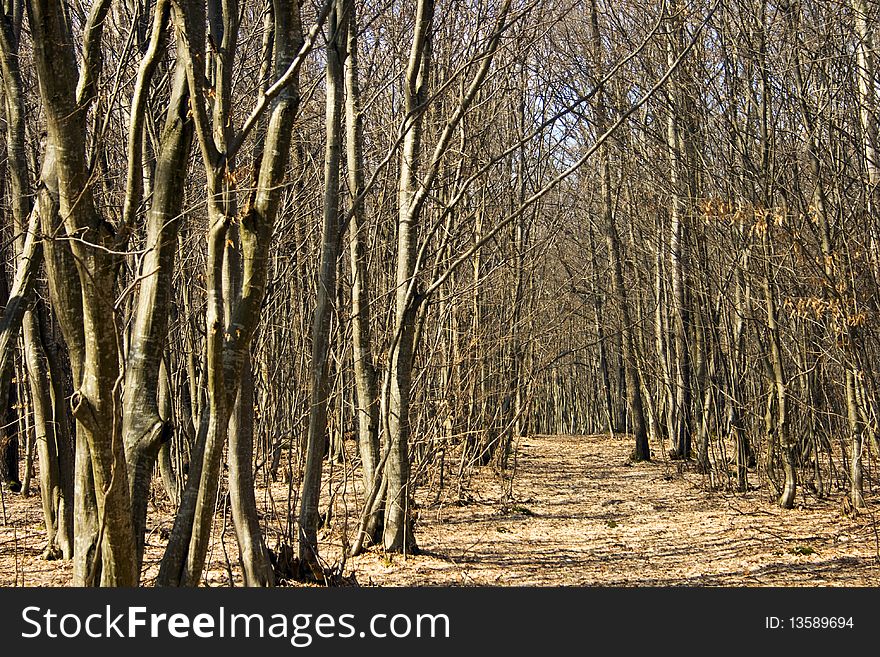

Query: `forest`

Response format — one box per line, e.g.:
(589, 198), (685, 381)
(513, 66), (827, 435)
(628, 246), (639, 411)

(0, 0), (879, 587)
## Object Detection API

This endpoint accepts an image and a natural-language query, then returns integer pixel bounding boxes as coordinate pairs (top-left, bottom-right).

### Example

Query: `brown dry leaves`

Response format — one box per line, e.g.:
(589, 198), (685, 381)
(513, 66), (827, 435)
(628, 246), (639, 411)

(2, 433), (879, 587)
(348, 434), (880, 586)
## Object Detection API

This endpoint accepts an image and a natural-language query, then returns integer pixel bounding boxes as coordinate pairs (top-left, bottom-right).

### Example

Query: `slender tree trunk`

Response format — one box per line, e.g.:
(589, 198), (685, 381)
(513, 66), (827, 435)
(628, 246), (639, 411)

(588, 0), (648, 460)
(157, 358), (179, 506)
(229, 351), (274, 585)
(729, 246), (751, 492)
(382, 0), (434, 553)
(4, 64), (75, 552)
(850, 0), (877, 510)
(666, 18), (692, 460)
(22, 306), (71, 559)
(344, 0), (382, 549)
(762, 230), (795, 509)
(122, 57), (193, 578)
(846, 369), (865, 508)
(855, 0), (879, 185)
(299, 0), (348, 573)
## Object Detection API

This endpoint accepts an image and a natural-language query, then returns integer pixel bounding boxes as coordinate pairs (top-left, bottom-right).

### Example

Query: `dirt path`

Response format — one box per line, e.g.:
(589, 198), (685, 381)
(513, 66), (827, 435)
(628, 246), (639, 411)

(2, 433), (879, 586)
(349, 434), (880, 586)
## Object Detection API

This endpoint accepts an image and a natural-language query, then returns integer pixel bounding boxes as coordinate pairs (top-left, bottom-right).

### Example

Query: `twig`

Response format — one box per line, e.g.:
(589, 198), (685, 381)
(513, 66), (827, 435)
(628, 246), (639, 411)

(13, 520), (19, 587)
(727, 502), (780, 517)
(349, 443), (393, 557)
(0, 476), (6, 525)
(203, 482), (225, 586)
(219, 492), (235, 587)
(866, 506), (880, 565)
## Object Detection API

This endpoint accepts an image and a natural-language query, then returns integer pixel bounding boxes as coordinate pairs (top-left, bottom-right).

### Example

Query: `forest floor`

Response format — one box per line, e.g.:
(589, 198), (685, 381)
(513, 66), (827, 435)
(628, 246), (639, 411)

(2, 433), (879, 586)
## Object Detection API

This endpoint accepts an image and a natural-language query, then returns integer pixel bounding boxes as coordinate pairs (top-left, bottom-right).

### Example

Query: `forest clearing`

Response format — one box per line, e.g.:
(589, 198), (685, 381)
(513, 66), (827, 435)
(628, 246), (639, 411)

(3, 433), (878, 586)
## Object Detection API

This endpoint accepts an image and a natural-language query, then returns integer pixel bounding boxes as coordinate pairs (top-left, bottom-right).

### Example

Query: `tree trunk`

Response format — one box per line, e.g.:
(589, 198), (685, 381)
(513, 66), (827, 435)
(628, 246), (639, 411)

(382, 0), (434, 553)
(228, 352), (274, 585)
(299, 0), (348, 574)
(122, 57), (193, 578)
(666, 19), (692, 460)
(344, 0), (382, 549)
(762, 230), (795, 509)
(588, 0), (649, 460)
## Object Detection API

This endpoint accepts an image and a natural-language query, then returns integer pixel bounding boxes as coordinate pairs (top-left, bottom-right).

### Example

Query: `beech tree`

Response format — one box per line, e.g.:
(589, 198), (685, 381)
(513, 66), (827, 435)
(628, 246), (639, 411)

(1, 0), (877, 588)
